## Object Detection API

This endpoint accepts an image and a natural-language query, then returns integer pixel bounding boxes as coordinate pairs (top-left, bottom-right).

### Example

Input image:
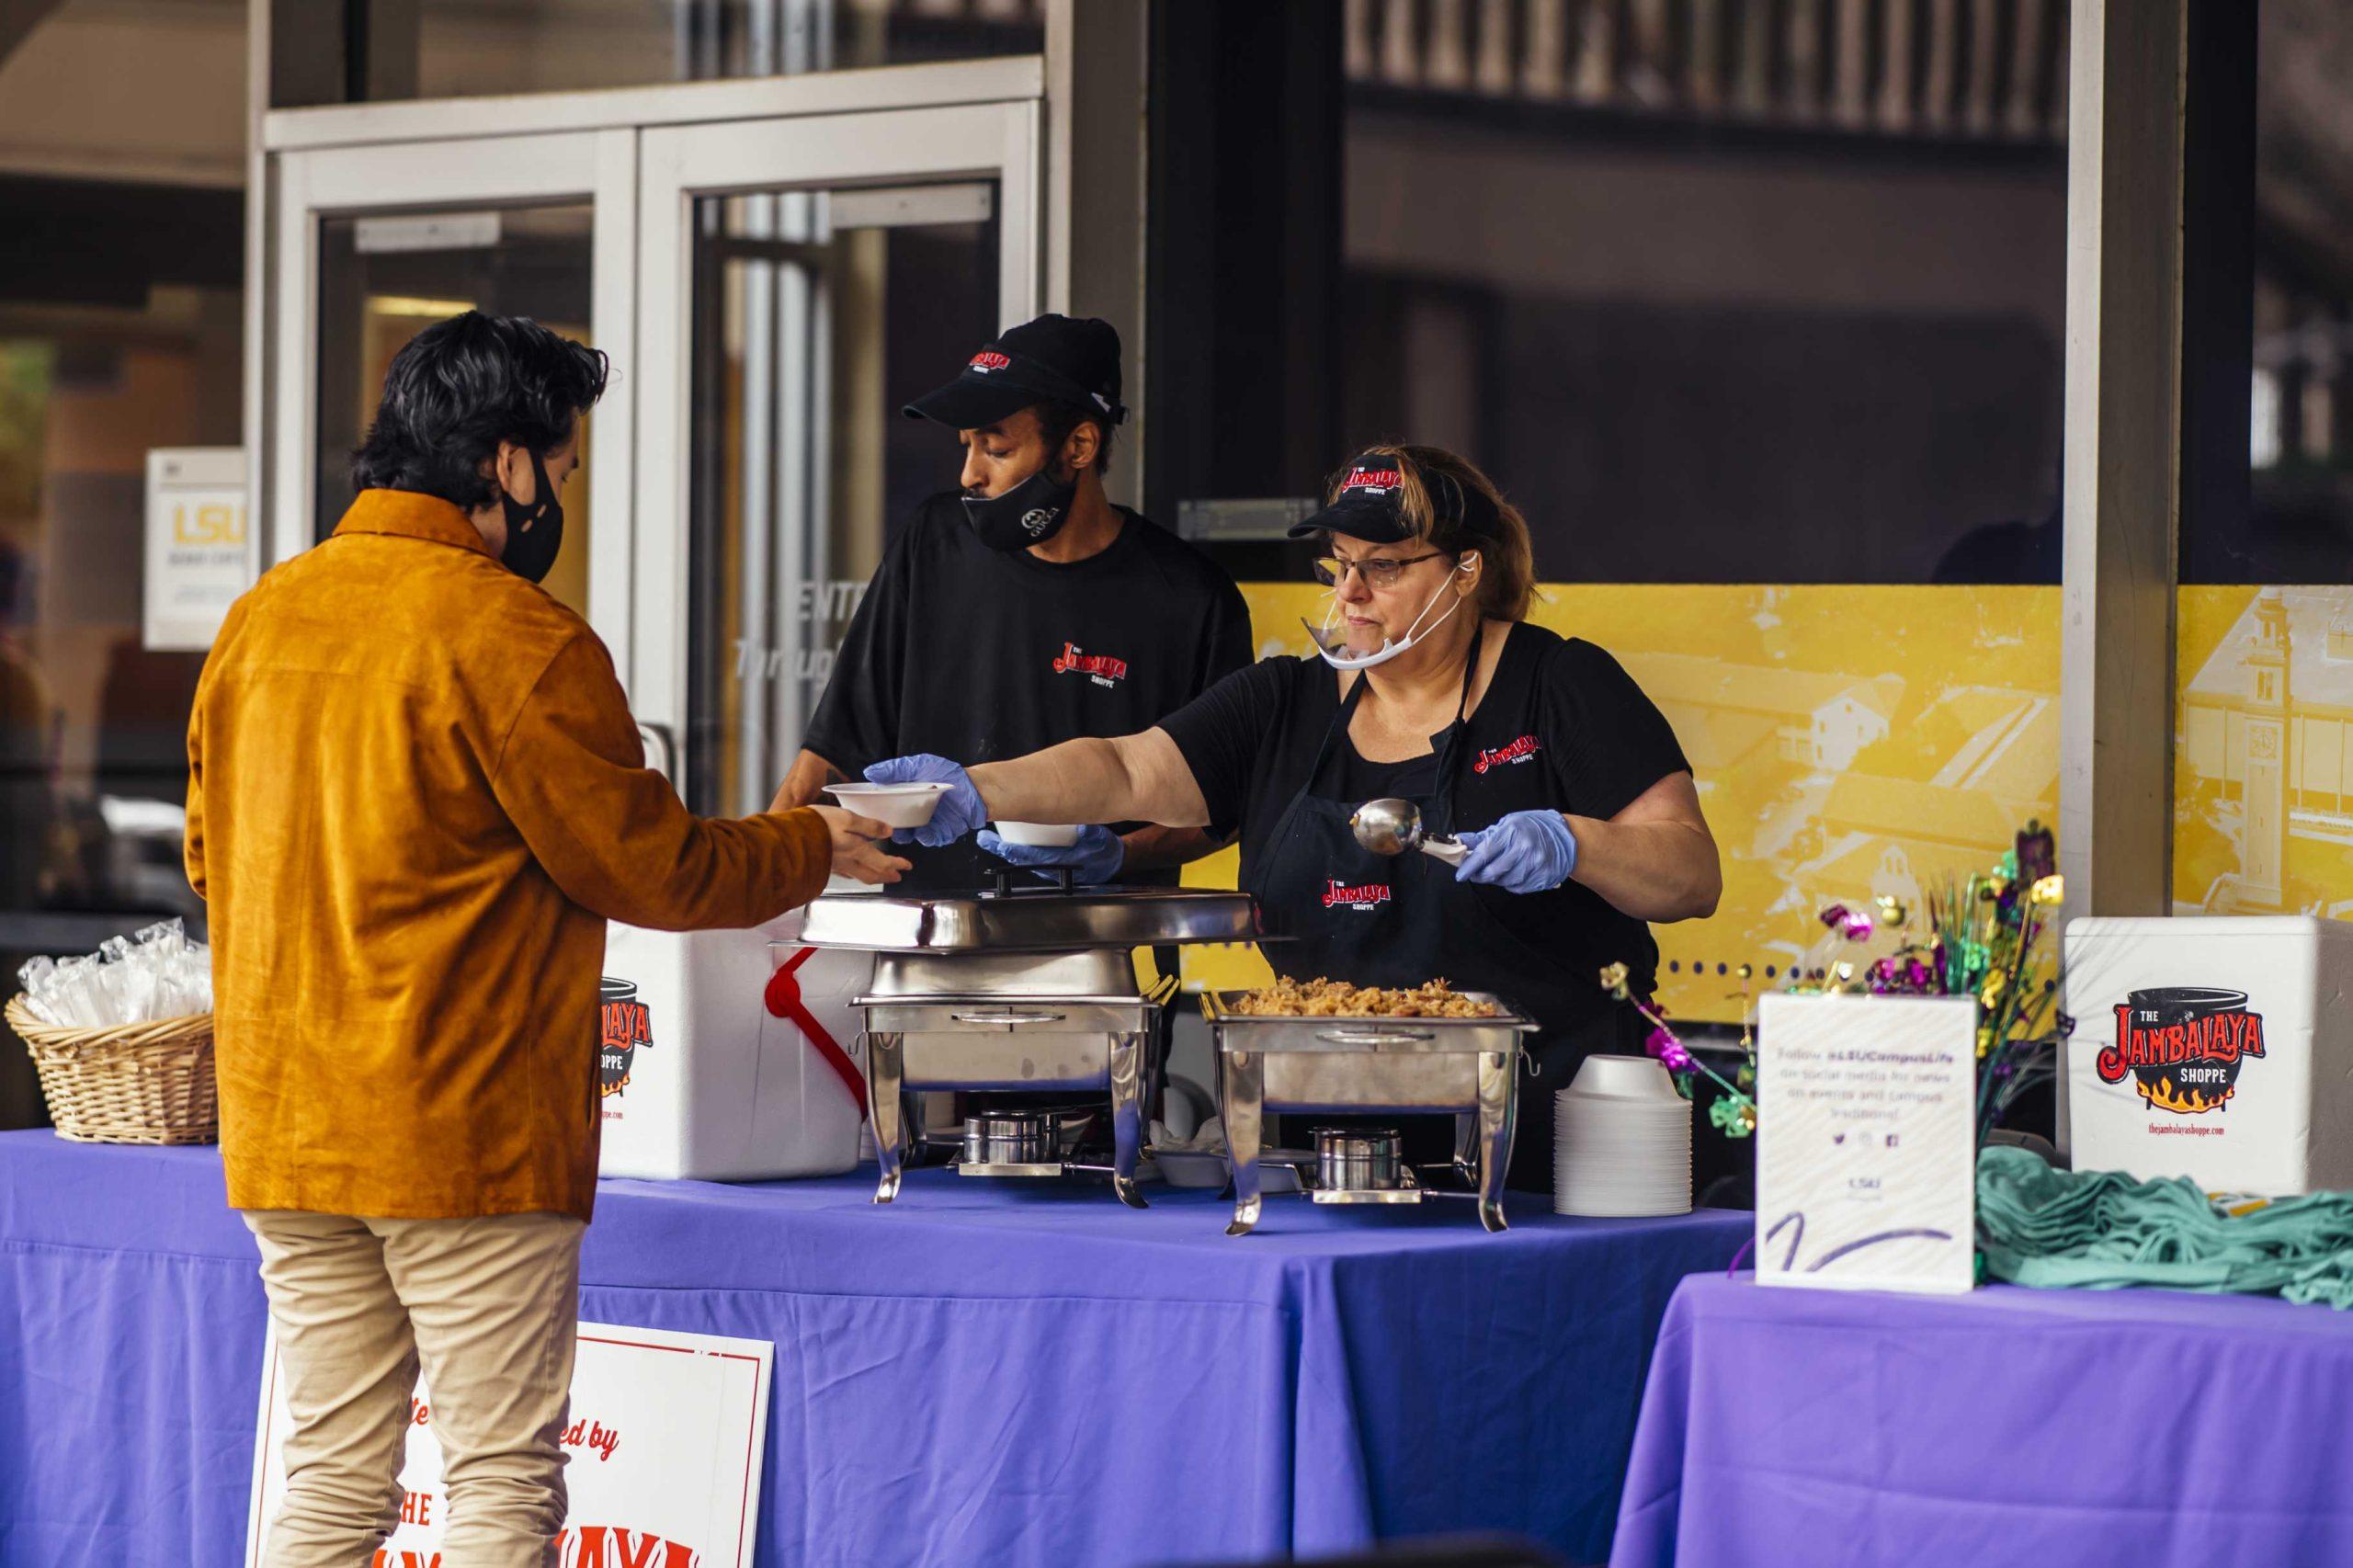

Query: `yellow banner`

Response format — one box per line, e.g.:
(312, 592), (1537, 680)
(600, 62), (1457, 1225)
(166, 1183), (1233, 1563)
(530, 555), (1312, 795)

(2175, 585), (2353, 921)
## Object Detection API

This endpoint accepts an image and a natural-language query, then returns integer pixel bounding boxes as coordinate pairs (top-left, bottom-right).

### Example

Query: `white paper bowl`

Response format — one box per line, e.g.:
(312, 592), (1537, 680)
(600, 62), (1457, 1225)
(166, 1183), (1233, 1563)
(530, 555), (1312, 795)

(822, 781), (950, 829)
(1566, 1053), (1683, 1102)
(995, 821), (1084, 848)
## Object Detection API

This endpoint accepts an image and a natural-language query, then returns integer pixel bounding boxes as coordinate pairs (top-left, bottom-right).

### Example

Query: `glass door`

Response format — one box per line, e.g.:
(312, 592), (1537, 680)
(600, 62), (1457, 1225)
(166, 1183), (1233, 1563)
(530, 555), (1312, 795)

(270, 130), (639, 656)
(632, 102), (1039, 812)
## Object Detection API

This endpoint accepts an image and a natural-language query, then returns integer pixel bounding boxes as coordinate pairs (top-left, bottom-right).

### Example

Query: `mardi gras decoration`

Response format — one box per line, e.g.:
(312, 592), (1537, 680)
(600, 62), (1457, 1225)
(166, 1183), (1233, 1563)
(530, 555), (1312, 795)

(1606, 821), (2067, 1146)
(1599, 961), (1757, 1138)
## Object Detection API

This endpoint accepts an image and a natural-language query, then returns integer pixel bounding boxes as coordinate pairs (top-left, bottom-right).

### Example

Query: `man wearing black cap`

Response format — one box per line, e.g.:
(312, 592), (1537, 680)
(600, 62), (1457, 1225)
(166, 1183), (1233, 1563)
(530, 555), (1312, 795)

(773, 313), (1251, 892)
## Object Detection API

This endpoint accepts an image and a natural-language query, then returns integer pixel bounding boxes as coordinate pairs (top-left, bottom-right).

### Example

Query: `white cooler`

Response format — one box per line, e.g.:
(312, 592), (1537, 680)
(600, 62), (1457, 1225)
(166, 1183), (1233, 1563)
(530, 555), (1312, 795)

(2065, 915), (2353, 1196)
(597, 913), (869, 1181)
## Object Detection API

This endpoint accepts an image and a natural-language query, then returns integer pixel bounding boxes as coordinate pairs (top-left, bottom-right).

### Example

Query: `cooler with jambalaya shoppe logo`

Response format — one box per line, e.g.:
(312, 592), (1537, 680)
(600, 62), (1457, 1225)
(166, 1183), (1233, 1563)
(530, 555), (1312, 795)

(2064, 916), (2353, 1195)
(596, 914), (869, 1181)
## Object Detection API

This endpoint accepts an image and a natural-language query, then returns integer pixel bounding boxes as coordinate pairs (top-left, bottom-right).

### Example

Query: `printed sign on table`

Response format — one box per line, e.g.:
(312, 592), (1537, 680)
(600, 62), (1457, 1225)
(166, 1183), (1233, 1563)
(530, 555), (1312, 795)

(1756, 993), (1978, 1294)
(247, 1321), (772, 1568)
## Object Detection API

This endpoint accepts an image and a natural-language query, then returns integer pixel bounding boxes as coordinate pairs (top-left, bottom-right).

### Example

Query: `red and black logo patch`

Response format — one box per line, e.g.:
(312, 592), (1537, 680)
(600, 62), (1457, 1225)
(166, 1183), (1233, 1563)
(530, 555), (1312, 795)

(1472, 734), (1540, 775)
(1051, 641), (1129, 687)
(1321, 879), (1392, 912)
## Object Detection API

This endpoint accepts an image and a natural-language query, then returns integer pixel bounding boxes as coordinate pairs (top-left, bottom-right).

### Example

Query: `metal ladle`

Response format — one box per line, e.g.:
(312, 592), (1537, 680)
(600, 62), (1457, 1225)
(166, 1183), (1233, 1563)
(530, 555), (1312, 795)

(1349, 798), (1468, 867)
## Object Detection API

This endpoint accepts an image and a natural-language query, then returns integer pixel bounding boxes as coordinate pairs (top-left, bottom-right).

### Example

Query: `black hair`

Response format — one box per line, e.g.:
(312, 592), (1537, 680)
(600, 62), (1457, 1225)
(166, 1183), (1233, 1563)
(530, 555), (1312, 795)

(0, 540), (22, 627)
(350, 312), (609, 509)
(1033, 398), (1115, 476)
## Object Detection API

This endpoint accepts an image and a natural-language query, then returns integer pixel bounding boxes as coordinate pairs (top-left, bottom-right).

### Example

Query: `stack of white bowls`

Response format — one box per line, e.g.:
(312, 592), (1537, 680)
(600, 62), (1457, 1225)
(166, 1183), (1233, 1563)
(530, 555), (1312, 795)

(1553, 1054), (1693, 1217)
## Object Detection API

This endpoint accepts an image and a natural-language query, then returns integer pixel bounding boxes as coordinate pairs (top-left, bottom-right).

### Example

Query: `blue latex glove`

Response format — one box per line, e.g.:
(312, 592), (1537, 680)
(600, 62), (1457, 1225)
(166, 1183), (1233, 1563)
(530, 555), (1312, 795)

(978, 824), (1126, 885)
(862, 755), (985, 847)
(1454, 810), (1579, 894)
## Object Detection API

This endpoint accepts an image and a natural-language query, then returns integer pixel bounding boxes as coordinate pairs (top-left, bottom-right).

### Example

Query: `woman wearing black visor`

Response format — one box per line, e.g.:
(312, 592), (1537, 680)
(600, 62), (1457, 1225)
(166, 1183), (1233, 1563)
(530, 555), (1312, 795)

(865, 444), (1720, 1190)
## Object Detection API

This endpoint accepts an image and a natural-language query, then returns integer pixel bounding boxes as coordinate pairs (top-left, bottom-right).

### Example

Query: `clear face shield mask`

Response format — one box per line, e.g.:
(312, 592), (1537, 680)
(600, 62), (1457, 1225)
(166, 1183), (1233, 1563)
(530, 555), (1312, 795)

(1302, 553), (1478, 672)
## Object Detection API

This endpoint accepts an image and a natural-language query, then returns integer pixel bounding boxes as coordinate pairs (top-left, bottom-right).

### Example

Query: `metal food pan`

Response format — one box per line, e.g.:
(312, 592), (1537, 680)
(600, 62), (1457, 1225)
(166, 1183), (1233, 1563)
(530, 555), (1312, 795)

(1256, 1052), (1489, 1112)
(894, 1028), (1123, 1093)
(1201, 990), (1537, 1054)
(801, 889), (1266, 953)
(853, 949), (1147, 1006)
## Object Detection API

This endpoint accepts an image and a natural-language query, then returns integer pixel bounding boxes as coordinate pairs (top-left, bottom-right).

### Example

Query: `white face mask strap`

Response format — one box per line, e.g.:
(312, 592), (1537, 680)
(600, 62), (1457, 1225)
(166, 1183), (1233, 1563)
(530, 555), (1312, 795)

(1392, 573), (1462, 645)
(1306, 559), (1471, 671)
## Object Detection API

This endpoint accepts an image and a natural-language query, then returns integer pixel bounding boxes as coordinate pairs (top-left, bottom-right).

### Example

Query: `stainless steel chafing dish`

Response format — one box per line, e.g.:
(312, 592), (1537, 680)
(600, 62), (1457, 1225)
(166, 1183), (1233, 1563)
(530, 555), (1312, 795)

(1202, 989), (1539, 1234)
(801, 876), (1264, 1208)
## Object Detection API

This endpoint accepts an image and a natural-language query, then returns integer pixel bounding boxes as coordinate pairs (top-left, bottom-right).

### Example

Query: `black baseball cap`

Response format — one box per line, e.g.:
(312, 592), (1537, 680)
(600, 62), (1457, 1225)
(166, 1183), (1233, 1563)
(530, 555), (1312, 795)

(903, 313), (1128, 432)
(1289, 451), (1501, 545)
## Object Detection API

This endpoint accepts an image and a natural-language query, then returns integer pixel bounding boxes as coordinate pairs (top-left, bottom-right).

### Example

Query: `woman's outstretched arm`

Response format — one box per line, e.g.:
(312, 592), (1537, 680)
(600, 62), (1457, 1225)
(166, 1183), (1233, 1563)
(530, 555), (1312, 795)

(970, 727), (1211, 829)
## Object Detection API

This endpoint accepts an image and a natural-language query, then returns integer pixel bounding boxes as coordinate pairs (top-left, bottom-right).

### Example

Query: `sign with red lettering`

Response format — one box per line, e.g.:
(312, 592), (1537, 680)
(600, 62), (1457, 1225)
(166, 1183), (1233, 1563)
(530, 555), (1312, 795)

(248, 1322), (772, 1567)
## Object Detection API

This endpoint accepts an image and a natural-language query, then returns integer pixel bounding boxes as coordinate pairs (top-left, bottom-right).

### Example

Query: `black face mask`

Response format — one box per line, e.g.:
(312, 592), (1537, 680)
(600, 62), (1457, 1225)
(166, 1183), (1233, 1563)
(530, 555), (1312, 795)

(961, 460), (1076, 552)
(498, 450), (564, 584)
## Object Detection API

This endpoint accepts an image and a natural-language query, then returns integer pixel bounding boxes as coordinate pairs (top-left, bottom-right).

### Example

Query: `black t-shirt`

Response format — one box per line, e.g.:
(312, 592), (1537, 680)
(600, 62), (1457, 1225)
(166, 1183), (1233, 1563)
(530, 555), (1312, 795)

(1158, 621), (1692, 995)
(803, 494), (1253, 889)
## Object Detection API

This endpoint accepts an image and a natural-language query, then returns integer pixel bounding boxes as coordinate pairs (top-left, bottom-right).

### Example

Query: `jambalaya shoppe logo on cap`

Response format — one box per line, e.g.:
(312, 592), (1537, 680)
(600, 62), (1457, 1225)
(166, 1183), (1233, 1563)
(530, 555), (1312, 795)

(2097, 985), (2266, 1115)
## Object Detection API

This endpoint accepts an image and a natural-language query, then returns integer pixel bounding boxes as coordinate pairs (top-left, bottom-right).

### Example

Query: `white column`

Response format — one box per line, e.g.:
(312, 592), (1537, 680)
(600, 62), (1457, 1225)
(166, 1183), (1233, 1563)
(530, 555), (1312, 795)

(2059, 1), (2185, 915)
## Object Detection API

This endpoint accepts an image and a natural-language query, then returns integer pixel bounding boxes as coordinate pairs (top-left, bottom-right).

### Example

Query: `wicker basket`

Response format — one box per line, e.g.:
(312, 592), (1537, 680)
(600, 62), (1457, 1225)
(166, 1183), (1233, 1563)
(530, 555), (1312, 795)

(4, 994), (218, 1145)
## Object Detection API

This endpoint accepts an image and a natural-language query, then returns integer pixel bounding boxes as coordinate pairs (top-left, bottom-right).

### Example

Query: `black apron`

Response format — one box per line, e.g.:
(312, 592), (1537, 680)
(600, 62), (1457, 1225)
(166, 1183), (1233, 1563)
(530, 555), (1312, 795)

(1245, 624), (1647, 1192)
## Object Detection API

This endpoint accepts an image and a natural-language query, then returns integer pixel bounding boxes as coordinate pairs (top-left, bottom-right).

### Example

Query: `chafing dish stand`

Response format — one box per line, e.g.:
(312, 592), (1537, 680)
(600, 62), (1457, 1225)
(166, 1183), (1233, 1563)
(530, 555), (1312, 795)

(1203, 990), (1538, 1234)
(801, 872), (1263, 1209)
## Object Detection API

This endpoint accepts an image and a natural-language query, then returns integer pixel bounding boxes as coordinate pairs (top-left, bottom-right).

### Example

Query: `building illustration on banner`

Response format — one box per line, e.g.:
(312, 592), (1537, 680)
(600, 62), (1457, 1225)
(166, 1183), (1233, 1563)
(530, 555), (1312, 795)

(2177, 585), (2353, 918)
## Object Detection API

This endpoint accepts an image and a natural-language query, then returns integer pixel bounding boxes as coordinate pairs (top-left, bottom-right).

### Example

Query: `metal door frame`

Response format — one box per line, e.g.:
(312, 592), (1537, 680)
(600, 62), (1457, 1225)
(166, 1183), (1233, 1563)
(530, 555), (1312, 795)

(630, 100), (1041, 792)
(267, 131), (638, 653)
(255, 56), (1045, 699)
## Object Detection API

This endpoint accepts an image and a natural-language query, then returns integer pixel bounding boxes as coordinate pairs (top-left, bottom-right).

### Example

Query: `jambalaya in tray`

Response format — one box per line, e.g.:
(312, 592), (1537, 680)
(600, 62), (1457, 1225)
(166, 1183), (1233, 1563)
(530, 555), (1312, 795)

(1227, 977), (1501, 1019)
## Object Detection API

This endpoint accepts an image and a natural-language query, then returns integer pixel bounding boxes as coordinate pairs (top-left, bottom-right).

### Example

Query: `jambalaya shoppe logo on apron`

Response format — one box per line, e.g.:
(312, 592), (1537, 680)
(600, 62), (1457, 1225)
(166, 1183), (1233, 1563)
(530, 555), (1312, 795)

(1322, 879), (1392, 912)
(2097, 985), (2266, 1115)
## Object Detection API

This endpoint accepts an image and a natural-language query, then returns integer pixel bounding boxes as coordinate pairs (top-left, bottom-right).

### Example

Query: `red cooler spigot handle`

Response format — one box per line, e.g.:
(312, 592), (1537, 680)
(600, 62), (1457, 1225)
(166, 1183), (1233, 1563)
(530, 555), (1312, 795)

(763, 947), (868, 1122)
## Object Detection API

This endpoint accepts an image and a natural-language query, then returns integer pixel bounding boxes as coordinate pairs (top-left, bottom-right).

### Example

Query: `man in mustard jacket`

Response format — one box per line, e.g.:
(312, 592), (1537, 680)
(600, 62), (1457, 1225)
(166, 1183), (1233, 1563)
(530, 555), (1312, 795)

(186, 312), (903, 1568)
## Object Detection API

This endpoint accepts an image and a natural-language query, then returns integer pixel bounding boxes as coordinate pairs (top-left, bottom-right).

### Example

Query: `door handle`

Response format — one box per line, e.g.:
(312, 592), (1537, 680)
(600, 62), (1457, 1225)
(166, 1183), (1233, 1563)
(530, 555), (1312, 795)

(636, 722), (676, 781)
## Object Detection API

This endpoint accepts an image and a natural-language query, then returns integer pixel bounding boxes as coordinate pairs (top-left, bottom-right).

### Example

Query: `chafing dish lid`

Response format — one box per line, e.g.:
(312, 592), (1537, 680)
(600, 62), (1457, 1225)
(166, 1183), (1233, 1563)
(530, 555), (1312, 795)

(800, 886), (1267, 952)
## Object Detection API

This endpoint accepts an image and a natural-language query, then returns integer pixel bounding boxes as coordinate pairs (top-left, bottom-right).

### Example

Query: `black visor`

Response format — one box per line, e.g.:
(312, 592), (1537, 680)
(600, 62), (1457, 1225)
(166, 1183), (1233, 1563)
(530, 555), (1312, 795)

(1289, 454), (1499, 545)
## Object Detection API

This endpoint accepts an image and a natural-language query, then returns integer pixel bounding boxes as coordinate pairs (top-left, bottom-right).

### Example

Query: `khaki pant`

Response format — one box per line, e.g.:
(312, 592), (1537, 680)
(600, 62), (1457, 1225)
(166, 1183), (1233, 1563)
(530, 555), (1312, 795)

(244, 1209), (586, 1568)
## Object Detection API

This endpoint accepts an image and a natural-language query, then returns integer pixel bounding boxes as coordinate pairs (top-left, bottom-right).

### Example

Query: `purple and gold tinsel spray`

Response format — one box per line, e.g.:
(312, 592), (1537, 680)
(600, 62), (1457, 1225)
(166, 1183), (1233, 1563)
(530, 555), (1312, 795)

(1606, 820), (2065, 1145)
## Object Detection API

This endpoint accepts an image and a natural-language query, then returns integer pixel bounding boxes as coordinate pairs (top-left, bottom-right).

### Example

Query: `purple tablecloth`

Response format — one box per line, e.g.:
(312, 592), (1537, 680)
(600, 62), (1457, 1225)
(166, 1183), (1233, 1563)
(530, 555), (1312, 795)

(0, 1131), (1745, 1568)
(1611, 1272), (2353, 1568)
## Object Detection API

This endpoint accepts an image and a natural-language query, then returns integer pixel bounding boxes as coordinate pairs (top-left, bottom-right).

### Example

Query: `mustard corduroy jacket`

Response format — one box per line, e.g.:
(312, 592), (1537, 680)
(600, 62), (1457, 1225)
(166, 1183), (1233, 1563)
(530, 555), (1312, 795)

(187, 489), (832, 1221)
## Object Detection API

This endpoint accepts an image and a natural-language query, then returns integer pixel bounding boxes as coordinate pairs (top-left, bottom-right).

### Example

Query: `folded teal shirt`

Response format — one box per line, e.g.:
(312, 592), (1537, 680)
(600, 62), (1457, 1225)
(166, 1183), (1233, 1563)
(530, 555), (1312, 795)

(1977, 1144), (2353, 1308)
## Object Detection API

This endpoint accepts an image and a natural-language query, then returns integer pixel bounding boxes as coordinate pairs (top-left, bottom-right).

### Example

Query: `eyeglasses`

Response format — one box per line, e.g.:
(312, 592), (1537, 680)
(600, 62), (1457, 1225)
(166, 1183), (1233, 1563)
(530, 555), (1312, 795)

(1312, 551), (1449, 589)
